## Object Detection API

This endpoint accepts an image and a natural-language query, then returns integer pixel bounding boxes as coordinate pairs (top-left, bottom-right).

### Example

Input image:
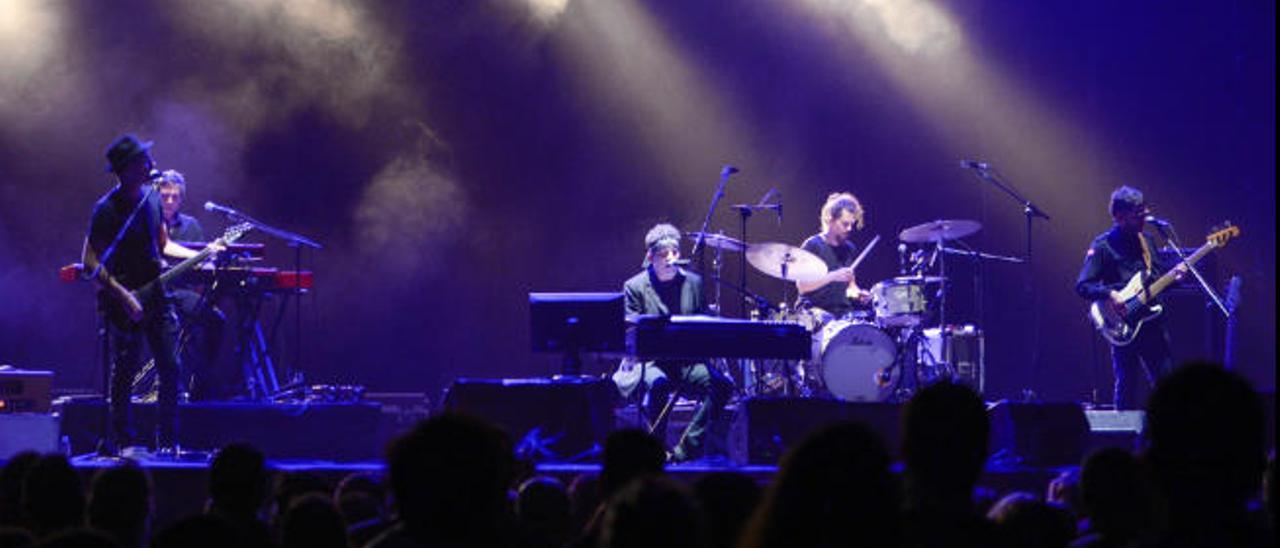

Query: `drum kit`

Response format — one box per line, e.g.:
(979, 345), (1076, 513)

(691, 218), (997, 403)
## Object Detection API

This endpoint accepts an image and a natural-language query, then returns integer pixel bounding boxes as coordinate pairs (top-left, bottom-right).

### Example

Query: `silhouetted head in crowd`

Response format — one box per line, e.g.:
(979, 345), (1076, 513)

(1079, 447), (1148, 543)
(902, 382), (989, 508)
(385, 413), (514, 543)
(515, 476), (571, 548)
(270, 471), (330, 526)
(21, 455), (84, 539)
(207, 442), (269, 518)
(566, 473), (601, 536)
(150, 514), (237, 548)
(1142, 362), (1267, 539)
(1266, 452), (1276, 530)
(986, 491), (1076, 548)
(693, 471), (761, 548)
(87, 461), (153, 548)
(278, 492), (345, 548)
(30, 527), (119, 548)
(334, 471), (385, 526)
(0, 451), (40, 528)
(1046, 468), (1083, 520)
(742, 420), (899, 548)
(600, 475), (705, 548)
(0, 526), (35, 548)
(1144, 363), (1265, 509)
(600, 429), (666, 499)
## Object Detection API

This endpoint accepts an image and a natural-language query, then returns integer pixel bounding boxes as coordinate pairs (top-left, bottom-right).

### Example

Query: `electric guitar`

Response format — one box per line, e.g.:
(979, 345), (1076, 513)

(99, 222), (253, 328)
(1088, 224), (1240, 346)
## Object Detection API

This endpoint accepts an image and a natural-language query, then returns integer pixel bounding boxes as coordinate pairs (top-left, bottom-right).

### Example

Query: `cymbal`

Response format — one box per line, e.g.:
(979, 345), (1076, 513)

(687, 232), (745, 252)
(899, 219), (981, 243)
(891, 275), (947, 284)
(746, 243), (826, 282)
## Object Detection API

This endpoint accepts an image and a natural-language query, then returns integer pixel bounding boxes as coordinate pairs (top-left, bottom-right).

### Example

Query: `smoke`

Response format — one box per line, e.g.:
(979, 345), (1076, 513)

(163, 0), (412, 133)
(353, 122), (467, 279)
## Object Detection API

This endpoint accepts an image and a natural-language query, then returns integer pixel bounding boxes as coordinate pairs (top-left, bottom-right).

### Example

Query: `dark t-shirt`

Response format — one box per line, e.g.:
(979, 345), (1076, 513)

(167, 212), (205, 244)
(799, 234), (859, 316)
(652, 273), (684, 315)
(88, 186), (164, 289)
(1075, 227), (1171, 304)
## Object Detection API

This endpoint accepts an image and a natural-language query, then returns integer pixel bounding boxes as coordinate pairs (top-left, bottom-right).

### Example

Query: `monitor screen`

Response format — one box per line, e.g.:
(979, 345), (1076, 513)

(529, 292), (625, 354)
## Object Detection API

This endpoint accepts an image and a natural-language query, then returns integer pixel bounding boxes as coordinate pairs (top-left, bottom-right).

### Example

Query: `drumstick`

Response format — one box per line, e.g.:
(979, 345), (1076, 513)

(849, 234), (880, 271)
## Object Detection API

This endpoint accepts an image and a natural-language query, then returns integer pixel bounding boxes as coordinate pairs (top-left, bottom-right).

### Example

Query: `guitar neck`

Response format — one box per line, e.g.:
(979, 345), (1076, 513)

(154, 245), (217, 287)
(1141, 241), (1216, 302)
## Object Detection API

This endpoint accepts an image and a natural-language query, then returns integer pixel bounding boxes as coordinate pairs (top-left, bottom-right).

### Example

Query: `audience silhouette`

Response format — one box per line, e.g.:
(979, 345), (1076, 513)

(740, 420), (899, 548)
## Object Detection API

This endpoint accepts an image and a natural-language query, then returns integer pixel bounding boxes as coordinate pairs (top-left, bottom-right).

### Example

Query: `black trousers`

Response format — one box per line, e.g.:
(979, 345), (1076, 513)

(643, 361), (734, 459)
(1110, 321), (1174, 410)
(107, 294), (182, 447)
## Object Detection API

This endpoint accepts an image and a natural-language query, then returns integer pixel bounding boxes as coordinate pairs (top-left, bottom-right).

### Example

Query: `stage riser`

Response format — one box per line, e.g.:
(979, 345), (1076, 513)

(57, 401), (381, 461)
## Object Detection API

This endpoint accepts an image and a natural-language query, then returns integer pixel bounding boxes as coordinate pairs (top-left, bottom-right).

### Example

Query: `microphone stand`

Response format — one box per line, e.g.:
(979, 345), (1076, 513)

(962, 162), (1049, 401)
(1152, 223), (1229, 317)
(691, 165), (738, 263)
(209, 206), (322, 401)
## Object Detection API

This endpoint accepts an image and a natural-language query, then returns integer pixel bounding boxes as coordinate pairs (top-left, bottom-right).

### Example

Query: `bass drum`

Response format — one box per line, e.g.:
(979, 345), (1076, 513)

(817, 320), (898, 401)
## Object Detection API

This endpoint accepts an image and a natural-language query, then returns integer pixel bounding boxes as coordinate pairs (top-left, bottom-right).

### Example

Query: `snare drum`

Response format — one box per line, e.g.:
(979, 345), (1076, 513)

(870, 278), (926, 327)
(816, 320), (898, 401)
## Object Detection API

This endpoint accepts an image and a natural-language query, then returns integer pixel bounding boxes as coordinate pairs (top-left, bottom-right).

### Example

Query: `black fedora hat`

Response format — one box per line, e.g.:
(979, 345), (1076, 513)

(104, 134), (153, 173)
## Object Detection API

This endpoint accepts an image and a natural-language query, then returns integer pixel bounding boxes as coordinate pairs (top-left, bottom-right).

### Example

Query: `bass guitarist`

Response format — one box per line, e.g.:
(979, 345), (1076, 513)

(1075, 186), (1175, 410)
(82, 134), (220, 455)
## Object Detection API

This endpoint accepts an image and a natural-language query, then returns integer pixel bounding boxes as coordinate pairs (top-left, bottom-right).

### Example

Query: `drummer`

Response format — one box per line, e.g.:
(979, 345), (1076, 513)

(796, 192), (874, 320)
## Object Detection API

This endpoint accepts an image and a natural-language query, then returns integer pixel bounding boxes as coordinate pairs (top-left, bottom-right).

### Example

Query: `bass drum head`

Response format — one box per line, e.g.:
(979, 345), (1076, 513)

(819, 321), (898, 401)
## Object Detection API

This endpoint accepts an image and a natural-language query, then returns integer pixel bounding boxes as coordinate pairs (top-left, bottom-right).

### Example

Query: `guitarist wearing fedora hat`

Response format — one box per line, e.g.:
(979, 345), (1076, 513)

(81, 134), (221, 455)
(1075, 185), (1175, 410)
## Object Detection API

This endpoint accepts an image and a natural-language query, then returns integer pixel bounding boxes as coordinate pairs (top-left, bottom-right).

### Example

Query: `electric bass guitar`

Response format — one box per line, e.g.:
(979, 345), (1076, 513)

(99, 222), (253, 328)
(1088, 224), (1240, 346)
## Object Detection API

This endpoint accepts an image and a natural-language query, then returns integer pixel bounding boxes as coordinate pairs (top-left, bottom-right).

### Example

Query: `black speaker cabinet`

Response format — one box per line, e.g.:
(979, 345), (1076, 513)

(988, 401), (1089, 467)
(730, 397), (902, 465)
(442, 377), (615, 463)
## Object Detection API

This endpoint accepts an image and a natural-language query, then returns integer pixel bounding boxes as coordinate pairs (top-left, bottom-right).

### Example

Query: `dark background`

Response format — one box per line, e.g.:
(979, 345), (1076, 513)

(0, 0), (1273, 404)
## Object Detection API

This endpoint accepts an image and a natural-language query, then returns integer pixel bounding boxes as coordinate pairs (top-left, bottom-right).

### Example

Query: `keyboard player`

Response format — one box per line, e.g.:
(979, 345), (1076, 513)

(616, 223), (733, 463)
(157, 169), (227, 401)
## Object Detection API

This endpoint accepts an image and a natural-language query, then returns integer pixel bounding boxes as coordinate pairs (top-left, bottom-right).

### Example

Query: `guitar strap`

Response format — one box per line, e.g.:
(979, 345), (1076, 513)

(1138, 233), (1154, 300)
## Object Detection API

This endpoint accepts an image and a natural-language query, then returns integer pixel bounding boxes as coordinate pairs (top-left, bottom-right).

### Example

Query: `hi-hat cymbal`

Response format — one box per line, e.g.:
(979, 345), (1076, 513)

(687, 232), (745, 252)
(746, 243), (826, 282)
(899, 219), (981, 243)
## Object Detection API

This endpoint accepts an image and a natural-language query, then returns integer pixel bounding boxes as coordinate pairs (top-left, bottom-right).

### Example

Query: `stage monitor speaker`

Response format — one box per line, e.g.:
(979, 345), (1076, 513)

(988, 401), (1089, 467)
(442, 377), (615, 463)
(730, 397), (902, 465)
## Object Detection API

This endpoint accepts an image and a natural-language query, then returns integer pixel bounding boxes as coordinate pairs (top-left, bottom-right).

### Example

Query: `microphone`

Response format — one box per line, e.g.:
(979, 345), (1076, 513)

(721, 164), (739, 177)
(1144, 215), (1171, 227)
(959, 159), (989, 170)
(204, 201), (242, 218)
(898, 243), (907, 273)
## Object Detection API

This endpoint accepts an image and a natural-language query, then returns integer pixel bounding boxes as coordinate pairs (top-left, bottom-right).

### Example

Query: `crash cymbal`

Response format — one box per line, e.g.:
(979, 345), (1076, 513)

(687, 232), (746, 252)
(892, 275), (947, 284)
(746, 243), (826, 282)
(898, 219), (981, 243)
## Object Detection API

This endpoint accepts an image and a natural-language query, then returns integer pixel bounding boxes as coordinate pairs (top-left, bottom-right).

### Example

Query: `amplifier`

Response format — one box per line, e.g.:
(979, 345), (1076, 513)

(0, 368), (54, 413)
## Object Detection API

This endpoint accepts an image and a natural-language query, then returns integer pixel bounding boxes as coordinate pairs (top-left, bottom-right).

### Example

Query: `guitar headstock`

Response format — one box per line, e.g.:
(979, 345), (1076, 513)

(1206, 222), (1240, 248)
(220, 222), (254, 245)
